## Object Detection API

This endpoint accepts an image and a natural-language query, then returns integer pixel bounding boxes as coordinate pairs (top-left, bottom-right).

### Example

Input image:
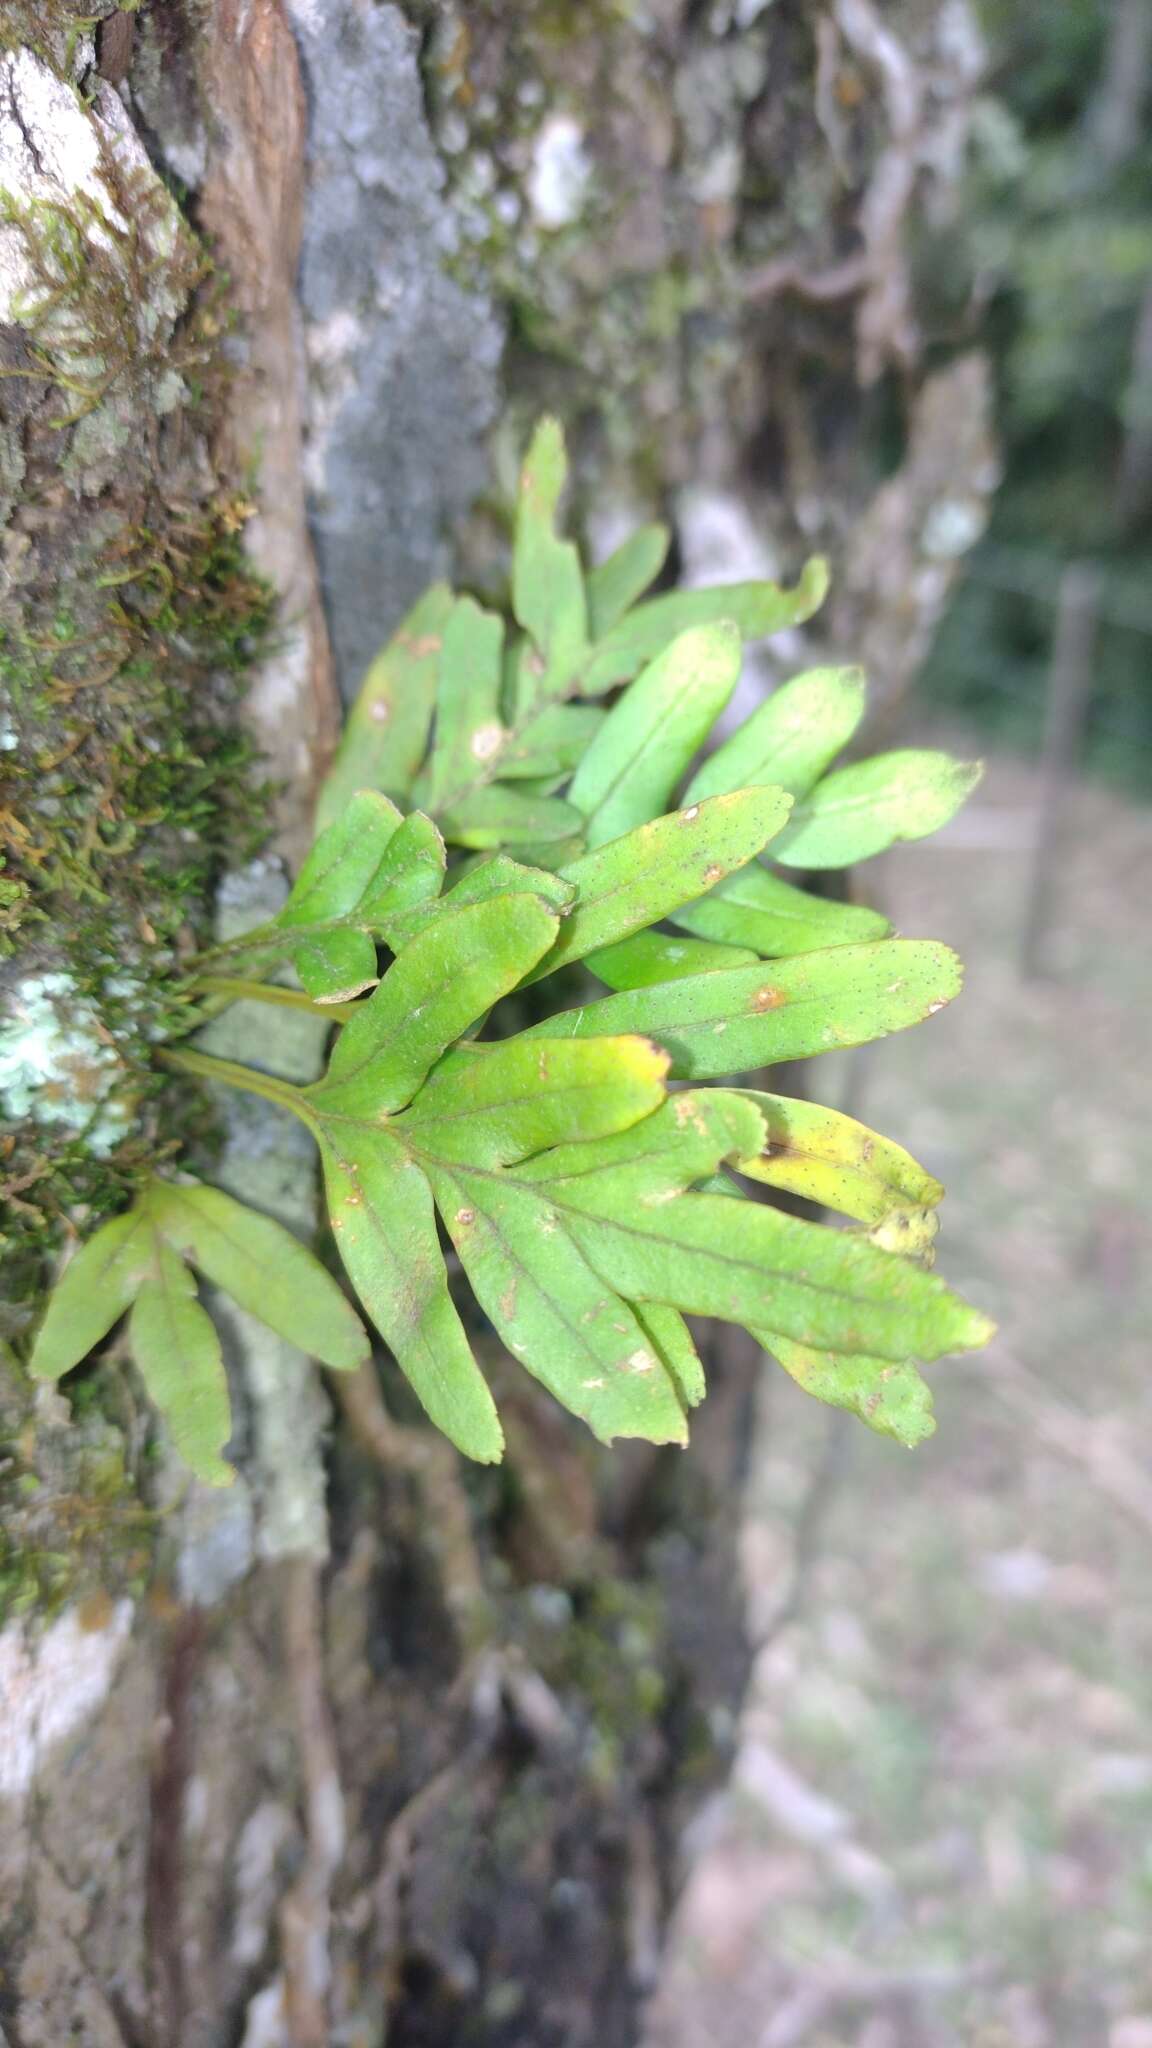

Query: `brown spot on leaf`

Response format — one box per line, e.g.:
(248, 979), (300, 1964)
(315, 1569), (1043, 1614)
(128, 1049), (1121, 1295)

(752, 984), (785, 1012)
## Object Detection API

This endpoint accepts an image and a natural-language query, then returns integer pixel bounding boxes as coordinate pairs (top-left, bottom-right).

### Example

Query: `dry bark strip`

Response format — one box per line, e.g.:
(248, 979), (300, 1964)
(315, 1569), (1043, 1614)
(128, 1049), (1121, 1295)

(199, 0), (341, 860)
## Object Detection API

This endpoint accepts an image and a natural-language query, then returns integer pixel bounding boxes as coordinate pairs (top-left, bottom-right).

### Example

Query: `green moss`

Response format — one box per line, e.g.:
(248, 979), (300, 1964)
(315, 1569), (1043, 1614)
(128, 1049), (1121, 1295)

(1, 83), (273, 1319)
(0, 859), (31, 954)
(525, 1577), (670, 1781)
(0, 1341), (154, 1625)
(0, 34), (269, 1606)
(0, 507), (272, 1309)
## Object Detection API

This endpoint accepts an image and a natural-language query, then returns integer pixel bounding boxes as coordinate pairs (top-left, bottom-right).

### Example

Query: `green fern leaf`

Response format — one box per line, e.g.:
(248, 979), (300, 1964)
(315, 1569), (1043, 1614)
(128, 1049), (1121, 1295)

(774, 751), (984, 868)
(587, 930), (757, 989)
(310, 894), (560, 1116)
(524, 788), (793, 983)
(319, 1122), (504, 1463)
(129, 1237), (234, 1488)
(731, 1091), (944, 1222)
(28, 1210), (155, 1381)
(586, 523), (670, 635)
(30, 1175), (373, 1484)
(568, 621), (742, 846)
(579, 555), (830, 695)
(420, 596), (507, 812)
(510, 415), (589, 711)
(142, 1180), (370, 1370)
(270, 793), (446, 1000)
(685, 664), (866, 804)
(670, 863), (890, 956)
(522, 939), (963, 1079)
(753, 1330), (937, 1448)
(43, 421), (995, 1476)
(316, 583), (453, 826)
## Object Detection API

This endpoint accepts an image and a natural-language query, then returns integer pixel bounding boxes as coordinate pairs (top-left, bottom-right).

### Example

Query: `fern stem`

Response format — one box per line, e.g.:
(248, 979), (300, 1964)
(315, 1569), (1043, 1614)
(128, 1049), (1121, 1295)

(191, 976), (361, 1023)
(160, 1046), (318, 1129)
(188, 920), (284, 969)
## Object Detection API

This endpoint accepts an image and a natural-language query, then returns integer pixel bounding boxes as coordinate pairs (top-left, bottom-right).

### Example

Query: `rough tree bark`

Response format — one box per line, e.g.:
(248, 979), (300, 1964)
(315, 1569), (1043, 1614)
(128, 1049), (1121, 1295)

(1, 5), (996, 2044)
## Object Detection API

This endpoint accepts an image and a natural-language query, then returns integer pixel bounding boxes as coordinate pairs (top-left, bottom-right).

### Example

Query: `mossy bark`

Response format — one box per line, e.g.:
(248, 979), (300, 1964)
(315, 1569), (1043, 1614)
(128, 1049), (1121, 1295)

(1, 6), (995, 2045)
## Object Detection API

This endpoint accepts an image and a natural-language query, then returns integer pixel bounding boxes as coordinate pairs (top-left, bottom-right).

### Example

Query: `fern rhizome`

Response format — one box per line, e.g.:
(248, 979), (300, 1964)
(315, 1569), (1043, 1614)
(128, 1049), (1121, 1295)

(28, 419), (993, 1483)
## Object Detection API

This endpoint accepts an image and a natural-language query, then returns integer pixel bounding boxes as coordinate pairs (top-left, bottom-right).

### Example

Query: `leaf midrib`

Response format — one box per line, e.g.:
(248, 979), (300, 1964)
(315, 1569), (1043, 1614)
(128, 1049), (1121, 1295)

(151, 1187), (304, 1291)
(545, 1189), (927, 1329)
(319, 1129), (433, 1341)
(577, 669), (714, 826)
(412, 1144), (916, 1329)
(547, 967), (939, 1038)
(436, 1164), (626, 1378)
(786, 773), (944, 829)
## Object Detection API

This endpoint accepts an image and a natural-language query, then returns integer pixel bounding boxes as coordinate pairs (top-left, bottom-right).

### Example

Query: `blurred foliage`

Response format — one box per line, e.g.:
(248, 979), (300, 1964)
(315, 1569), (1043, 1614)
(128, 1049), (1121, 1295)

(919, 0), (1152, 787)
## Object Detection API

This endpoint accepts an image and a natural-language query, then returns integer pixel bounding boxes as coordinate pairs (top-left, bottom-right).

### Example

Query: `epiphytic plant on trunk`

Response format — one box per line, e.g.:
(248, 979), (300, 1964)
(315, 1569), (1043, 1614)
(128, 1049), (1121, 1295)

(28, 420), (992, 1481)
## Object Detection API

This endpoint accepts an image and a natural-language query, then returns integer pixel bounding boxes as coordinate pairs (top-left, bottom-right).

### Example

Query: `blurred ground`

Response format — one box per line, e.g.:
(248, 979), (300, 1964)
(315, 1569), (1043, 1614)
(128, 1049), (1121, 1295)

(644, 746), (1152, 2048)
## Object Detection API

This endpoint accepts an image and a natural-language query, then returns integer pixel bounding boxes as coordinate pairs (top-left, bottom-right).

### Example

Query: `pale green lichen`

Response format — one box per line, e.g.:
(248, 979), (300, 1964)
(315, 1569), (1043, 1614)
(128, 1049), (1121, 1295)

(0, 971), (135, 1155)
(420, 0), (746, 501)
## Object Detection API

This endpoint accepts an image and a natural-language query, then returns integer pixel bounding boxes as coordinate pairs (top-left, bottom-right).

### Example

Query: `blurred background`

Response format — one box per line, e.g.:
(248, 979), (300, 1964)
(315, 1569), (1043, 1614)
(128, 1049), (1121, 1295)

(644, 4), (1152, 2042)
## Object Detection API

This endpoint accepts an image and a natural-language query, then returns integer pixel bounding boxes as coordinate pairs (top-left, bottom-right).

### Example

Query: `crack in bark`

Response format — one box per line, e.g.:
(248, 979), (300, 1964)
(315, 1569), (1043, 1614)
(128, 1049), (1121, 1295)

(4, 66), (49, 183)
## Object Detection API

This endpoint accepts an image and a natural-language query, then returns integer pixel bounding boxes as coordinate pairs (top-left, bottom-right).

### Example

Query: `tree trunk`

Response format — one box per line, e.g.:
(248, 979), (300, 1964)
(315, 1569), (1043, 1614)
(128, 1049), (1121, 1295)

(1, 5), (996, 2043)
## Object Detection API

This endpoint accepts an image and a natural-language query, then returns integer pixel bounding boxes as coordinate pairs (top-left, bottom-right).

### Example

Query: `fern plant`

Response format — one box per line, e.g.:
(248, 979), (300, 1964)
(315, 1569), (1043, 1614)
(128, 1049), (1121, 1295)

(28, 419), (992, 1482)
